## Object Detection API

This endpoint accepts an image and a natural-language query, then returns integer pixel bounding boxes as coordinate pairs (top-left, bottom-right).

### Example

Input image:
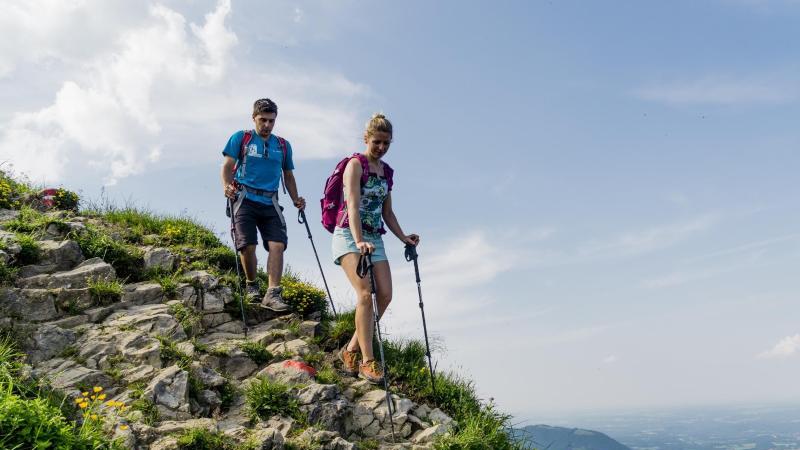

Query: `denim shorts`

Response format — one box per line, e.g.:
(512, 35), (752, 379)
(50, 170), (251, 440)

(332, 227), (387, 265)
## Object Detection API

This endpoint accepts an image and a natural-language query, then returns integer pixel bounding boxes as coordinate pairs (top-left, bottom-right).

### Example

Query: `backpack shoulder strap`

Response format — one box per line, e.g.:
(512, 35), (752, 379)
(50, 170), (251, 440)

(276, 136), (288, 170)
(233, 130), (253, 175)
(382, 161), (394, 191)
(352, 153), (370, 186)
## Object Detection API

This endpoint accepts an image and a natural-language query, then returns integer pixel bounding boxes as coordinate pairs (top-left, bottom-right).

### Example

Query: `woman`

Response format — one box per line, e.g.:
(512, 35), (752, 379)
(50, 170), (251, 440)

(333, 113), (420, 384)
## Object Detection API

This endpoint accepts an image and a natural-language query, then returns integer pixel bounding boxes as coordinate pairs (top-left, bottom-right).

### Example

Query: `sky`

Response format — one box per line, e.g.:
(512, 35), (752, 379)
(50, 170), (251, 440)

(1, 0), (799, 424)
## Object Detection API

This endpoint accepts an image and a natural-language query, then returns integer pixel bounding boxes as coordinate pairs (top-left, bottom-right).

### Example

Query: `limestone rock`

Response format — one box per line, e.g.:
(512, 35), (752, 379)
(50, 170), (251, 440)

(250, 427), (285, 450)
(1, 288), (60, 322)
(16, 257), (115, 289)
(257, 360), (315, 385)
(266, 338), (310, 357)
(27, 324), (76, 364)
(145, 365), (190, 419)
(122, 282), (164, 306)
(143, 247), (176, 272)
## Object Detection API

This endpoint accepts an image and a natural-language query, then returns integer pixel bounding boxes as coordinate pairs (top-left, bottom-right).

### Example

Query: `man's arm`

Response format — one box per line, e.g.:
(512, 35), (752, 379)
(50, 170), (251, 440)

(283, 169), (306, 210)
(221, 156), (237, 198)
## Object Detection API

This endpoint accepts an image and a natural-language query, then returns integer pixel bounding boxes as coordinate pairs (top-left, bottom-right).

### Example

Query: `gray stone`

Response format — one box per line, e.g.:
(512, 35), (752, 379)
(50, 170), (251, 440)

(122, 282), (164, 305)
(197, 389), (221, 407)
(117, 332), (161, 367)
(0, 249), (8, 264)
(191, 364), (226, 387)
(250, 427), (285, 450)
(357, 389), (391, 410)
(266, 339), (311, 357)
(263, 416), (297, 438)
(27, 324), (76, 364)
(1, 288), (60, 322)
(0, 209), (19, 222)
(201, 312), (233, 328)
(297, 383), (339, 405)
(201, 292), (225, 312)
(16, 257), (115, 289)
(427, 408), (453, 426)
(305, 398), (350, 432)
(257, 360), (315, 385)
(121, 364), (158, 384)
(394, 397), (416, 415)
(223, 353), (258, 380)
(20, 240), (85, 276)
(143, 247), (176, 272)
(145, 365), (189, 414)
(183, 270), (218, 290)
(48, 314), (89, 329)
(411, 423), (452, 444)
(351, 403), (375, 429)
(53, 288), (93, 313)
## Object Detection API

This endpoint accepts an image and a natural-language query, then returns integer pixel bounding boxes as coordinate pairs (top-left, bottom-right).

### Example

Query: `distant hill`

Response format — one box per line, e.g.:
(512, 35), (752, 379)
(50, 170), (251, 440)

(519, 424), (631, 450)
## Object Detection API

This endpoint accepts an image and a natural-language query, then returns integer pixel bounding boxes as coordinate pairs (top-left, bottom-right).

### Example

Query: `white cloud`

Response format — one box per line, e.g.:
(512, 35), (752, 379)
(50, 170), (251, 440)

(578, 214), (717, 260)
(603, 355), (618, 364)
(759, 334), (800, 359)
(0, 0), (370, 185)
(635, 76), (797, 106)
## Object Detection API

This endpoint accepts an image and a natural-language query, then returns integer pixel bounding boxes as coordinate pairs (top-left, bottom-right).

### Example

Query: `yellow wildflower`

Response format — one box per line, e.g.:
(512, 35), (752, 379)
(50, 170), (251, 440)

(75, 398), (83, 404)
(98, 394), (106, 400)
(79, 402), (89, 409)
(82, 391), (89, 396)
(90, 414), (98, 420)
(90, 395), (96, 400)
(120, 425), (129, 430)
(93, 386), (103, 393)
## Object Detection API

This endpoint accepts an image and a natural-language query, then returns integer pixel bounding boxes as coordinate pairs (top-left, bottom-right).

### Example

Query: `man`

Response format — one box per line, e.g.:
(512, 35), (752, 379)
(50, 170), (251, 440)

(221, 98), (306, 312)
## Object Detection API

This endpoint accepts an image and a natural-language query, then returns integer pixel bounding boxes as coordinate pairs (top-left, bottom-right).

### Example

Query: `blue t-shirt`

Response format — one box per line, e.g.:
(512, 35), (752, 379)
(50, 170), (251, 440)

(222, 130), (295, 206)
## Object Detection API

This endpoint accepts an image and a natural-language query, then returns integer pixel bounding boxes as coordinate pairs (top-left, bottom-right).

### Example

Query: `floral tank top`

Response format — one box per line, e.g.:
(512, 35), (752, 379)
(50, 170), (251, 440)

(344, 173), (388, 234)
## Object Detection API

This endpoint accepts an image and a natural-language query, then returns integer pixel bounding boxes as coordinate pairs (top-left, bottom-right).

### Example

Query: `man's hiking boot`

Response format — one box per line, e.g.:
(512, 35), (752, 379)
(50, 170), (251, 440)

(260, 286), (291, 313)
(245, 282), (260, 304)
(338, 347), (360, 376)
(359, 359), (384, 384)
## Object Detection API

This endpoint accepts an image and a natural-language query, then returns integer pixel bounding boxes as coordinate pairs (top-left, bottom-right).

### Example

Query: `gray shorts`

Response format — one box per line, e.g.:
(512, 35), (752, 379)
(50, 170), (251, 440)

(233, 198), (287, 251)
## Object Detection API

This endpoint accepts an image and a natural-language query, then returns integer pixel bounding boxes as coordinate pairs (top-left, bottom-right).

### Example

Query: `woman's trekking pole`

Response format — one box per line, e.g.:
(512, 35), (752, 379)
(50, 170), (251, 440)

(358, 253), (396, 442)
(227, 197), (249, 337)
(297, 210), (337, 318)
(404, 243), (436, 399)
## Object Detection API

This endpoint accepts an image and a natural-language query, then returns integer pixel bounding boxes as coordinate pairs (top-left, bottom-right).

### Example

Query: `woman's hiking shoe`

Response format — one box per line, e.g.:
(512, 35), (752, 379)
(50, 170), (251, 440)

(338, 347), (360, 376)
(260, 286), (291, 313)
(359, 359), (384, 384)
(245, 282), (260, 304)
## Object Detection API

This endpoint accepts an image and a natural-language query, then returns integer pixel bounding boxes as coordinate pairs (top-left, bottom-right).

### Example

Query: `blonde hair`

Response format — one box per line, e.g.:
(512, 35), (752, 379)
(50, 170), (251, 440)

(364, 113), (393, 140)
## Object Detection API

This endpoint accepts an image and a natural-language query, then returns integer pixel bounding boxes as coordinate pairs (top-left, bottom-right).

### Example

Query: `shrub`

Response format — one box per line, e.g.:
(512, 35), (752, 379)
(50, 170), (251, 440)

(88, 278), (123, 306)
(280, 272), (327, 317)
(245, 377), (302, 422)
(239, 341), (273, 365)
(176, 428), (237, 450)
(70, 225), (144, 281)
(0, 261), (18, 286)
(0, 171), (31, 210)
(53, 188), (79, 211)
(14, 233), (41, 265)
(169, 303), (203, 337)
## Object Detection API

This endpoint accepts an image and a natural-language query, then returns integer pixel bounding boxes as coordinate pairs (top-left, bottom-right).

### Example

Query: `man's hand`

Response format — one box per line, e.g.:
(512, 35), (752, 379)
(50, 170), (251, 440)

(293, 196), (306, 210)
(224, 183), (237, 199)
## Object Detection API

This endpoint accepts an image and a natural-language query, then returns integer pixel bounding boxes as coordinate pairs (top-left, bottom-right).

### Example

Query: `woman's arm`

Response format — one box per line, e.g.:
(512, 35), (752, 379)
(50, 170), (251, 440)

(343, 158), (366, 245)
(382, 193), (420, 246)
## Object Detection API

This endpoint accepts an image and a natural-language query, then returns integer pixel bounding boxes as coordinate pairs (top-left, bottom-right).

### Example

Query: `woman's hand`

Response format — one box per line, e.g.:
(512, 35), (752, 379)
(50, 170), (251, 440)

(403, 234), (420, 246)
(356, 240), (375, 255)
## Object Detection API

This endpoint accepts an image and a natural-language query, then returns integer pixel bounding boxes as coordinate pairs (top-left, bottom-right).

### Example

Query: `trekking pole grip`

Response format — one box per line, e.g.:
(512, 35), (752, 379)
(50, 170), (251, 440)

(404, 244), (421, 283)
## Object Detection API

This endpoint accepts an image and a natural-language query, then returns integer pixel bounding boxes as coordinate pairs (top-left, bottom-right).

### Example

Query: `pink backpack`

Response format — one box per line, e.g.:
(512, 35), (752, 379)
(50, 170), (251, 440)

(320, 153), (393, 233)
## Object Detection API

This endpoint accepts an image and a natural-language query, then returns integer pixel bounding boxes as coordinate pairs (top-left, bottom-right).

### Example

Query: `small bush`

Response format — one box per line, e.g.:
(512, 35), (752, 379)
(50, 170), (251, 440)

(14, 233), (41, 265)
(281, 272), (327, 317)
(0, 171), (31, 210)
(245, 377), (302, 422)
(4, 206), (62, 234)
(327, 309), (356, 346)
(0, 261), (18, 285)
(169, 303), (203, 337)
(239, 341), (273, 365)
(155, 335), (192, 369)
(70, 225), (144, 281)
(53, 188), (79, 211)
(88, 277), (123, 306)
(176, 428), (237, 450)
(314, 366), (341, 385)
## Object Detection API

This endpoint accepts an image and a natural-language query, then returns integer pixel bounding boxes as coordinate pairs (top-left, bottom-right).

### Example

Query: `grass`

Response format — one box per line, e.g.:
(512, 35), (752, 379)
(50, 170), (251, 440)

(130, 397), (160, 426)
(70, 224), (145, 281)
(152, 272), (181, 298)
(155, 335), (193, 369)
(0, 336), (124, 449)
(0, 261), (18, 285)
(88, 277), (123, 306)
(245, 376), (303, 422)
(314, 366), (341, 386)
(169, 303), (203, 337)
(176, 428), (237, 450)
(239, 341), (273, 365)
(13, 233), (41, 265)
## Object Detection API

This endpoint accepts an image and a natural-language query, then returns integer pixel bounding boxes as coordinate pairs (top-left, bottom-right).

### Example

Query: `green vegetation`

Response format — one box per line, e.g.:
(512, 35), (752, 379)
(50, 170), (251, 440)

(88, 277), (123, 306)
(0, 261), (18, 285)
(169, 303), (203, 337)
(52, 188), (79, 211)
(239, 341), (273, 365)
(70, 224), (145, 281)
(155, 335), (193, 369)
(280, 271), (328, 317)
(314, 365), (341, 386)
(245, 376), (302, 422)
(153, 271), (181, 298)
(0, 337), (124, 449)
(14, 233), (41, 265)
(176, 428), (238, 450)
(0, 171), (32, 209)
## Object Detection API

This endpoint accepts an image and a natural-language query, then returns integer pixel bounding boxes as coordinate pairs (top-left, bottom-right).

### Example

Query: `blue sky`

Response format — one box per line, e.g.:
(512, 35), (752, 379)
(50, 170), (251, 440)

(2, 0), (799, 423)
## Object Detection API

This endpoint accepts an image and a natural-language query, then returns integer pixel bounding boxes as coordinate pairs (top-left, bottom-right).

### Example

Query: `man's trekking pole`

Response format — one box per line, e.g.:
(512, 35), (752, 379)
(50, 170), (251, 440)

(227, 196), (248, 337)
(358, 253), (396, 442)
(404, 244), (436, 399)
(297, 210), (337, 318)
